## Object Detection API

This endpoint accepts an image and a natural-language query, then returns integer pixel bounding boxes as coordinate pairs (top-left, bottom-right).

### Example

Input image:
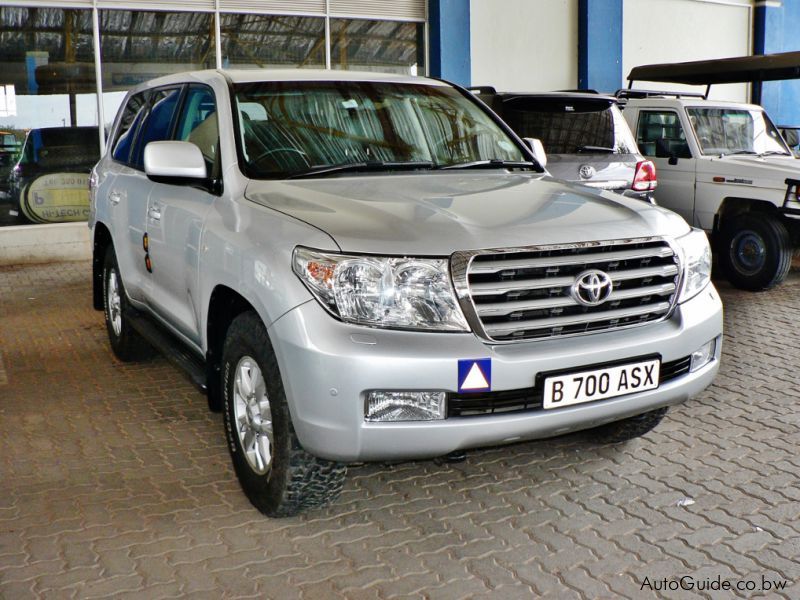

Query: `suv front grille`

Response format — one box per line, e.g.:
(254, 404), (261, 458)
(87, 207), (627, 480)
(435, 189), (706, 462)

(460, 239), (680, 342)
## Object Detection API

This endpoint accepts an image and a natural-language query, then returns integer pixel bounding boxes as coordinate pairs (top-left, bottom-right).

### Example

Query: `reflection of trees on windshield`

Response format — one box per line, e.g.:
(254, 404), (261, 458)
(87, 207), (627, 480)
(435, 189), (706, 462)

(235, 81), (527, 178)
(688, 108), (790, 156)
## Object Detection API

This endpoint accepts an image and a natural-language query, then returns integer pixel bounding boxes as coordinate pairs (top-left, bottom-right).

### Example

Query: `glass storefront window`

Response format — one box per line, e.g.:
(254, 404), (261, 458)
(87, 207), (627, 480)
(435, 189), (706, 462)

(0, 4), (426, 229)
(331, 19), (424, 75)
(0, 6), (99, 225)
(221, 14), (325, 69)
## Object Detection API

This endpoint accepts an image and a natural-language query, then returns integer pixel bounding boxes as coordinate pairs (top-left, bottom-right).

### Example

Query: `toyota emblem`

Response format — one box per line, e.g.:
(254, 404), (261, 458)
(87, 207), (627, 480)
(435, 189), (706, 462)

(572, 269), (613, 306)
(579, 165), (596, 180)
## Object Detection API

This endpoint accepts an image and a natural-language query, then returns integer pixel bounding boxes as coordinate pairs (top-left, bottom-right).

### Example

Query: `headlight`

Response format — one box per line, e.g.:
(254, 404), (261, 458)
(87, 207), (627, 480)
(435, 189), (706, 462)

(292, 247), (469, 332)
(676, 228), (712, 302)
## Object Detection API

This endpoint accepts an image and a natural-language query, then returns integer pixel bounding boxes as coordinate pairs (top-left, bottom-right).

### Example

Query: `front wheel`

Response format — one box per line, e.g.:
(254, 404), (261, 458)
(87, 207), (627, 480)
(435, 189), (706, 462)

(585, 407), (668, 444)
(102, 247), (152, 361)
(222, 312), (346, 517)
(718, 213), (792, 291)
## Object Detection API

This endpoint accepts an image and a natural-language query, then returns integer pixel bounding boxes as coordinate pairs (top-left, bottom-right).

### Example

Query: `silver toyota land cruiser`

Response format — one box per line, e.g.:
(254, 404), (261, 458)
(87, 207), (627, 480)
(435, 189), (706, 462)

(90, 69), (723, 517)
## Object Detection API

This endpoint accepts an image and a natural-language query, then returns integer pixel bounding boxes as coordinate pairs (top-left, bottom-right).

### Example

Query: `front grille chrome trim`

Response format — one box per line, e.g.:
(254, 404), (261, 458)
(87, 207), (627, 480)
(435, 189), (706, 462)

(451, 237), (683, 344)
(469, 245), (674, 273)
(476, 282), (676, 317)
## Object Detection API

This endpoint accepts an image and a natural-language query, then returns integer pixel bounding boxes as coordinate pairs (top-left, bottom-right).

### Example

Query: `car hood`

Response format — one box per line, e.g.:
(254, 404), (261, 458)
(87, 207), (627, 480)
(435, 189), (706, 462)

(702, 154), (800, 190)
(244, 172), (690, 254)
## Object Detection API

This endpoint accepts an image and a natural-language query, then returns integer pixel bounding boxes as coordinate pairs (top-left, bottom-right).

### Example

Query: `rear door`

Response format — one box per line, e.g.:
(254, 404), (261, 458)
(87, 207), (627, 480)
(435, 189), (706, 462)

(634, 109), (697, 224)
(144, 84), (220, 344)
(101, 91), (151, 301)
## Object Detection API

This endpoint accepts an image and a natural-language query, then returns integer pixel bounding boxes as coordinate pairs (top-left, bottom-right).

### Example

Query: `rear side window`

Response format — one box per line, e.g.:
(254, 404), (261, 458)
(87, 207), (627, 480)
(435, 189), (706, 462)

(111, 93), (148, 164)
(636, 111), (692, 159)
(500, 98), (637, 155)
(130, 87), (183, 170)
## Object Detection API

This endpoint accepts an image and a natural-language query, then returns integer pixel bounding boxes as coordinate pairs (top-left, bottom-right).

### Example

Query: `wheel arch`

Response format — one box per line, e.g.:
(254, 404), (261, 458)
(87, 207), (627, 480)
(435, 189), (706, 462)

(205, 285), (258, 412)
(714, 197), (781, 234)
(92, 223), (113, 311)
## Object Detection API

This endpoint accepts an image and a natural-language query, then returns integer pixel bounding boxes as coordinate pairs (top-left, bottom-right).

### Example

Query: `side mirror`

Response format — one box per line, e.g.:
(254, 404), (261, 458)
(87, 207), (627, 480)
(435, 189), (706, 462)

(144, 141), (207, 181)
(523, 137), (547, 168)
(668, 154), (679, 166)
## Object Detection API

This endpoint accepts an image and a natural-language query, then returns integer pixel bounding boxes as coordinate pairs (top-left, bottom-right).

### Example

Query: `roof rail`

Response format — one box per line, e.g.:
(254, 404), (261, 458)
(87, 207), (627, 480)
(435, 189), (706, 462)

(615, 88), (707, 100)
(555, 88), (600, 94)
(467, 86), (497, 95)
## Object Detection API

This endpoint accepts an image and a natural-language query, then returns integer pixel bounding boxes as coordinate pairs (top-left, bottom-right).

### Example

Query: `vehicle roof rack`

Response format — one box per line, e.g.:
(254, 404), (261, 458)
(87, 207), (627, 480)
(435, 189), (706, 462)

(615, 89), (707, 100)
(555, 88), (599, 94)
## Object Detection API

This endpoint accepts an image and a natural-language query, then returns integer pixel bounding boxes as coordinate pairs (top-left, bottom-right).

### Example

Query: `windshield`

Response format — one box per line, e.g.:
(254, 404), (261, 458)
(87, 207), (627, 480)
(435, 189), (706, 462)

(234, 81), (528, 178)
(687, 107), (791, 156)
(500, 98), (637, 154)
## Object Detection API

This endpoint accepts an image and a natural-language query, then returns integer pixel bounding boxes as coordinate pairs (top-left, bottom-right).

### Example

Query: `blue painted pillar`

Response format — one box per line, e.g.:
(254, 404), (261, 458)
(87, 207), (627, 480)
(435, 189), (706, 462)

(578, 0), (623, 93)
(428, 0), (471, 86)
(753, 0), (800, 127)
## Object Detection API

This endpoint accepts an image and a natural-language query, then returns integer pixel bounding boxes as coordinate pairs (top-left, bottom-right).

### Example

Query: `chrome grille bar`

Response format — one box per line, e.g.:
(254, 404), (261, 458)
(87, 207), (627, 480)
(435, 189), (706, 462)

(477, 283), (676, 317)
(458, 238), (681, 342)
(470, 246), (674, 274)
(483, 302), (672, 336)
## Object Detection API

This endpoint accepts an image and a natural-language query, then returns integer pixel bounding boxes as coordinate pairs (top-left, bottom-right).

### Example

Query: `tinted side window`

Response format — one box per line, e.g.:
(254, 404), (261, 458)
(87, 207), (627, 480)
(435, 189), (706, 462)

(112, 93), (148, 164)
(131, 87), (183, 170)
(636, 111), (692, 159)
(174, 86), (218, 177)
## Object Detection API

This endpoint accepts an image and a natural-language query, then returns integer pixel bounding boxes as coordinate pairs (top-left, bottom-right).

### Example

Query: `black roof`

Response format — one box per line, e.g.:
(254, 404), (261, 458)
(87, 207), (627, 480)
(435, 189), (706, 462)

(469, 88), (618, 103)
(628, 51), (800, 86)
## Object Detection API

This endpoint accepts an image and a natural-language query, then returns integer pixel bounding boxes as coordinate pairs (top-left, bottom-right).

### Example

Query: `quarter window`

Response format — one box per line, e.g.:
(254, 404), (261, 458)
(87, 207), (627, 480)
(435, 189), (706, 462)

(636, 111), (692, 159)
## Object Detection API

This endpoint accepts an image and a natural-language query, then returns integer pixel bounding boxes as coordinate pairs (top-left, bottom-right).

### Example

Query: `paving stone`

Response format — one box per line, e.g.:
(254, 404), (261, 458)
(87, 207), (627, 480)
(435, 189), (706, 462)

(2, 262), (800, 598)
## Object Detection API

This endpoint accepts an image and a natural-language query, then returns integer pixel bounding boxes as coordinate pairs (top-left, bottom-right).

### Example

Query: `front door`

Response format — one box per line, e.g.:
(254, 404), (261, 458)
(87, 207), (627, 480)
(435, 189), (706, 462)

(146, 85), (220, 344)
(635, 109), (698, 225)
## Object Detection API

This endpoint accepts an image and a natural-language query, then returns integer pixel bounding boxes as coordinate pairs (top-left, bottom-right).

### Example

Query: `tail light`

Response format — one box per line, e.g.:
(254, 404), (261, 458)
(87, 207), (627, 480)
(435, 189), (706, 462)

(632, 160), (657, 192)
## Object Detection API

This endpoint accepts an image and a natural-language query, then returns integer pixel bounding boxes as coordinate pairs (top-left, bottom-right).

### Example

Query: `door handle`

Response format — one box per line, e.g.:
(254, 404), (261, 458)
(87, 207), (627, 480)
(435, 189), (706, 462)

(148, 204), (161, 221)
(109, 190), (122, 205)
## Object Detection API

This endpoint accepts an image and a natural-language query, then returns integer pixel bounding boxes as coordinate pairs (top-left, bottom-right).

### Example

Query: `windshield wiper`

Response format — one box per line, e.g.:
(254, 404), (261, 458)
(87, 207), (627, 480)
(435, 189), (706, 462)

(721, 150), (758, 156)
(285, 160), (435, 179)
(576, 145), (616, 153)
(759, 150), (792, 157)
(438, 159), (538, 171)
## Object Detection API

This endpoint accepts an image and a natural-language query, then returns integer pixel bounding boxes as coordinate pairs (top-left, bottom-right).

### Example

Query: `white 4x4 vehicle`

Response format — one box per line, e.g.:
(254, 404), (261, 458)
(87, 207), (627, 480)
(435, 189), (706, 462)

(622, 92), (800, 290)
(90, 70), (722, 517)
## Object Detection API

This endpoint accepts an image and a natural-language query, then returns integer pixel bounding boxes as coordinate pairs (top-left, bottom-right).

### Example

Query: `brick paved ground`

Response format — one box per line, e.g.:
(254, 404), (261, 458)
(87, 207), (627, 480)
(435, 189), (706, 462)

(1, 261), (799, 599)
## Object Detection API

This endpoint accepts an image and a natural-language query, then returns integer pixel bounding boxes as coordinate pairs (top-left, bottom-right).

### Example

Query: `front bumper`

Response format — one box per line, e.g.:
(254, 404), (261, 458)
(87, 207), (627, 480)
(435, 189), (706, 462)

(268, 284), (723, 462)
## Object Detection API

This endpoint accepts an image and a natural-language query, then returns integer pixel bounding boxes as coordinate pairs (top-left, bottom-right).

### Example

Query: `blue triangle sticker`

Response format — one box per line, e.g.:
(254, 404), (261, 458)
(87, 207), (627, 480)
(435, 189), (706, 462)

(458, 358), (491, 393)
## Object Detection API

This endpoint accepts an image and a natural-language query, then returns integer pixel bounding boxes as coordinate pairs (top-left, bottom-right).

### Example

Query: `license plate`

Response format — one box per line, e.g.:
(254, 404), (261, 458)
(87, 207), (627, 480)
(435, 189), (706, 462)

(542, 359), (660, 409)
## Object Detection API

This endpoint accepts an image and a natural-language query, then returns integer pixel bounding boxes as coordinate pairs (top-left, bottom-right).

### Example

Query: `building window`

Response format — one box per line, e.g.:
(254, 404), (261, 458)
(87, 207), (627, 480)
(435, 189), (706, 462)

(99, 10), (215, 129)
(0, 3), (427, 229)
(221, 14), (326, 69)
(0, 6), (98, 226)
(330, 19), (425, 75)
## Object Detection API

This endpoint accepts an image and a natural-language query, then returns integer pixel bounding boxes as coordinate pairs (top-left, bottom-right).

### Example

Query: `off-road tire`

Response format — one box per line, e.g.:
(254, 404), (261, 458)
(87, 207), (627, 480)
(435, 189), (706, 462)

(222, 311), (346, 517)
(102, 248), (152, 361)
(718, 212), (792, 291)
(586, 407), (668, 444)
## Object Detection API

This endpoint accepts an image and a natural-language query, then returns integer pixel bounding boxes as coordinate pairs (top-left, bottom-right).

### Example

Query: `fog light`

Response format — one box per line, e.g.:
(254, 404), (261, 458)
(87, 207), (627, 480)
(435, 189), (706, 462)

(690, 338), (717, 372)
(365, 391), (446, 422)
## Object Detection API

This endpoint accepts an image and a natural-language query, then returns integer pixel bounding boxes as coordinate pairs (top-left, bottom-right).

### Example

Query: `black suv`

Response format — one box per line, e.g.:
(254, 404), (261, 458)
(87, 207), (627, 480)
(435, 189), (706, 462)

(470, 88), (656, 202)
